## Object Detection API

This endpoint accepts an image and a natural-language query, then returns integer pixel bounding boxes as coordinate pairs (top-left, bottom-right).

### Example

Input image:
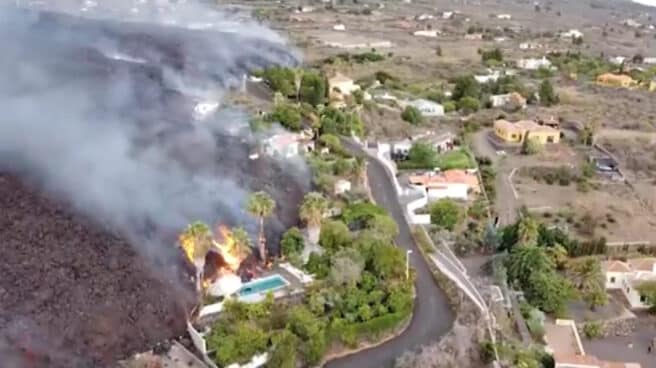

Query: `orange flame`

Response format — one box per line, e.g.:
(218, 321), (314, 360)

(178, 231), (198, 264)
(213, 225), (243, 272)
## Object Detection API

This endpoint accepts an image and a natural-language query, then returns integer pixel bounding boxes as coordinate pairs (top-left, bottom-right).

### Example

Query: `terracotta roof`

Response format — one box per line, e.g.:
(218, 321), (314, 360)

(628, 257), (656, 272)
(408, 170), (480, 192)
(602, 260), (631, 273)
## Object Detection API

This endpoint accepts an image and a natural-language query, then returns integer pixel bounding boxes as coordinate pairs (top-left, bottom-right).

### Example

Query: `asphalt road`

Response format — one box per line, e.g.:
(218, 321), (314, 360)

(326, 141), (454, 368)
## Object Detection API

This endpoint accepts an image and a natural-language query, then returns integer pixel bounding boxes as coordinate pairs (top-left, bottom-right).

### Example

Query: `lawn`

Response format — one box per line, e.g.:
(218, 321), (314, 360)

(434, 149), (476, 170)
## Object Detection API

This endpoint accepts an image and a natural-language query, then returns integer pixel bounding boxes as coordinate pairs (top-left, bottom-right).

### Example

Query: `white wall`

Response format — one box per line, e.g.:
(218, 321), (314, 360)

(621, 279), (650, 309)
(427, 184), (468, 201)
(605, 271), (625, 289)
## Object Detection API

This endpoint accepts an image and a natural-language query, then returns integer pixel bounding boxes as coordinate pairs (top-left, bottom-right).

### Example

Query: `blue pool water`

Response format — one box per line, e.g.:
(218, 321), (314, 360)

(239, 275), (288, 297)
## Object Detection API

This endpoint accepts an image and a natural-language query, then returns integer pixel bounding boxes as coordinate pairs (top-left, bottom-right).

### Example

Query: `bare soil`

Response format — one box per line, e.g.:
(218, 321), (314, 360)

(0, 174), (195, 368)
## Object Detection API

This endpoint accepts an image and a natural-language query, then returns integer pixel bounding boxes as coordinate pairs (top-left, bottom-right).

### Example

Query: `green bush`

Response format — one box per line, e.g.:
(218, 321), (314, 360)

(299, 72), (327, 106)
(457, 96), (481, 113)
(401, 105), (424, 125)
(261, 66), (297, 96)
(583, 321), (602, 339)
(430, 199), (463, 231)
(443, 100), (457, 113)
(269, 103), (302, 131)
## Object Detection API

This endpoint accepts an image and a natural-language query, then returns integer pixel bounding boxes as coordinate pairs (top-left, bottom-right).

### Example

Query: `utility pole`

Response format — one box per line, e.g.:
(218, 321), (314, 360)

(406, 250), (413, 280)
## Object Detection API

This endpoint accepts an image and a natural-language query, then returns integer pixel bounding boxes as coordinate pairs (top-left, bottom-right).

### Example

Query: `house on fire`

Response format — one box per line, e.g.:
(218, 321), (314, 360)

(262, 132), (314, 158)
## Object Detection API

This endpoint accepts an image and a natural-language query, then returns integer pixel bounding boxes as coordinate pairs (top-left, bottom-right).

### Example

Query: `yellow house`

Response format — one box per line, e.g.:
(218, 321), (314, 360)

(494, 119), (560, 144)
(649, 80), (656, 92)
(596, 73), (636, 88)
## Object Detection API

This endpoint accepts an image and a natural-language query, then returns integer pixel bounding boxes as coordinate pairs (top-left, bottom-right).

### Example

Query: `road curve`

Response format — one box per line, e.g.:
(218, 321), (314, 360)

(326, 141), (454, 368)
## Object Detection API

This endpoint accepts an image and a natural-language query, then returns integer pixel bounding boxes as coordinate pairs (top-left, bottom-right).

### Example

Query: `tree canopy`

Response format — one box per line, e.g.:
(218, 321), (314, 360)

(401, 105), (424, 125)
(299, 71), (327, 106)
(261, 66), (297, 96)
(429, 199), (463, 231)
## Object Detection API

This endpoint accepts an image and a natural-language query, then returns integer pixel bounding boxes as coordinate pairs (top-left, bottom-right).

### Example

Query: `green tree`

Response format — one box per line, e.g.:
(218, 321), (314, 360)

(319, 220), (351, 251)
(452, 75), (481, 101)
(517, 216), (540, 246)
(636, 281), (656, 312)
(299, 71), (326, 106)
(481, 48), (504, 64)
(270, 103), (302, 131)
(457, 96), (481, 113)
(300, 192), (329, 244)
(247, 191), (276, 263)
(539, 79), (559, 106)
(330, 247), (365, 286)
(524, 271), (572, 314)
(429, 199), (463, 231)
(209, 322), (269, 367)
(401, 105), (424, 125)
(179, 221), (212, 293)
(319, 107), (364, 136)
(521, 136), (542, 155)
(406, 142), (437, 168)
(506, 245), (554, 289)
(261, 66), (297, 96)
(567, 256), (608, 309)
(352, 89), (364, 105)
(367, 214), (399, 240)
(545, 244), (569, 270)
(266, 330), (298, 368)
(319, 133), (342, 153)
(280, 227), (305, 257)
(370, 244), (406, 280)
(443, 100), (457, 113)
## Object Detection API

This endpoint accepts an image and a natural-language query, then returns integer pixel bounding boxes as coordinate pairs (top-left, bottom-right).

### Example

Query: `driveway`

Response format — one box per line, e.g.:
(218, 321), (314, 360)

(470, 129), (520, 226)
(326, 141), (454, 368)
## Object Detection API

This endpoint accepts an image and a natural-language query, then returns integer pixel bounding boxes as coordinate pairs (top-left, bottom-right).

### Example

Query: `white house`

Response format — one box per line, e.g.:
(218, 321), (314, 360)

(490, 92), (527, 109)
(441, 11), (454, 19)
(390, 132), (456, 158)
(643, 57), (656, 64)
(517, 56), (552, 70)
(497, 14), (512, 20)
(560, 29), (583, 39)
(416, 14), (435, 21)
(413, 30), (440, 38)
(609, 56), (627, 65)
(408, 169), (480, 201)
(519, 42), (542, 50)
(262, 133), (313, 158)
(602, 258), (656, 309)
(401, 99), (445, 117)
(333, 24), (346, 31)
(334, 179), (352, 195)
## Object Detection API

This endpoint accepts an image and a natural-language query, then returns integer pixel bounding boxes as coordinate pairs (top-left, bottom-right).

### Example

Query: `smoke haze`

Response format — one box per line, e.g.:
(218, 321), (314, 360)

(0, 1), (301, 257)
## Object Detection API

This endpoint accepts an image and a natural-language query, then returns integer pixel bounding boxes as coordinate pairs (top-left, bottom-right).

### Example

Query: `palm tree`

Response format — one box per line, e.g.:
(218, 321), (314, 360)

(567, 256), (607, 309)
(506, 245), (553, 290)
(516, 216), (539, 247)
(179, 221), (212, 293)
(299, 192), (328, 244)
(247, 191), (276, 263)
(231, 227), (253, 260)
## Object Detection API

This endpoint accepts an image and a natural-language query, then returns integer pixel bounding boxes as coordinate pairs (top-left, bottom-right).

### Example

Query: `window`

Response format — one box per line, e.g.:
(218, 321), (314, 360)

(641, 295), (647, 303)
(610, 276), (616, 283)
(547, 136), (554, 143)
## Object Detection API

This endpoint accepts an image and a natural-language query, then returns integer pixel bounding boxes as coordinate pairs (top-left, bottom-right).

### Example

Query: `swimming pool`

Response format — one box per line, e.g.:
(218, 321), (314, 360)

(238, 274), (289, 297)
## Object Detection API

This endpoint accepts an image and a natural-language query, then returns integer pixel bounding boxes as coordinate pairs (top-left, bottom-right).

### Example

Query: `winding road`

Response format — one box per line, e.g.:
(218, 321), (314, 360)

(326, 141), (454, 368)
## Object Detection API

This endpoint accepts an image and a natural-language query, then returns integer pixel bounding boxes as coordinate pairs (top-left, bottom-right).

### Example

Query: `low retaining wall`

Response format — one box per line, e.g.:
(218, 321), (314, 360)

(578, 316), (637, 338)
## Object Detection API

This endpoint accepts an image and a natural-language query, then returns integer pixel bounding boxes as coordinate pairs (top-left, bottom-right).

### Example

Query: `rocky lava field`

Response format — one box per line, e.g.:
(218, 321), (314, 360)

(0, 173), (195, 368)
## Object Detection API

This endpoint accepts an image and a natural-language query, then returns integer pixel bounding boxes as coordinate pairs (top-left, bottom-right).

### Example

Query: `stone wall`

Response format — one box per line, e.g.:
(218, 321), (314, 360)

(578, 316), (637, 338)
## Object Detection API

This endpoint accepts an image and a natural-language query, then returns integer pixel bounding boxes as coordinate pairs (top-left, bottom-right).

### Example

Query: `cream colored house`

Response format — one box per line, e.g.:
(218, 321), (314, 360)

(328, 74), (360, 96)
(602, 258), (656, 309)
(493, 119), (560, 144)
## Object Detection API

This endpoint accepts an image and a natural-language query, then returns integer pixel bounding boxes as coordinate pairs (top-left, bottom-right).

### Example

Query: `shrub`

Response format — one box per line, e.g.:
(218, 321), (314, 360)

(443, 100), (457, 113)
(299, 72), (327, 106)
(583, 321), (602, 339)
(261, 66), (297, 96)
(269, 103), (302, 131)
(401, 105), (424, 125)
(457, 96), (481, 113)
(430, 199), (463, 231)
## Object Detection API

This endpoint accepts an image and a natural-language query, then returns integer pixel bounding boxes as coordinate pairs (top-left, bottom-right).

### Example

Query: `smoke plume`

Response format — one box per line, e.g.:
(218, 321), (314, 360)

(0, 1), (302, 258)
